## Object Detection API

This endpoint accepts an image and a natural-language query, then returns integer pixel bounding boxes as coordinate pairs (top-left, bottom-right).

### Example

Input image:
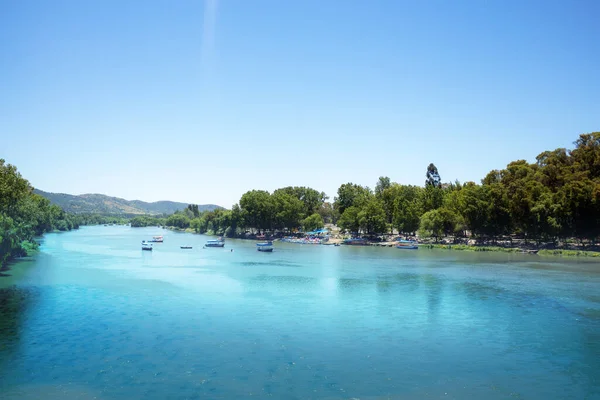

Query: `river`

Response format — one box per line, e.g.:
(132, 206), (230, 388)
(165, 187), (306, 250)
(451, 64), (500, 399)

(1, 226), (599, 399)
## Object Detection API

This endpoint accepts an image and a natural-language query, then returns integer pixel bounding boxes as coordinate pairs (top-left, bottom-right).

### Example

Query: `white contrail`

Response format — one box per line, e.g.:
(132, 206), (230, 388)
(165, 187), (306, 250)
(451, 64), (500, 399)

(201, 0), (218, 75)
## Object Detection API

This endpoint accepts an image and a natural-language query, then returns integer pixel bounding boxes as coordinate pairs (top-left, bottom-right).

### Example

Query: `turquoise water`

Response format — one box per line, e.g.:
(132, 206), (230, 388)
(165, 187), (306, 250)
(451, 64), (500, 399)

(1, 226), (599, 399)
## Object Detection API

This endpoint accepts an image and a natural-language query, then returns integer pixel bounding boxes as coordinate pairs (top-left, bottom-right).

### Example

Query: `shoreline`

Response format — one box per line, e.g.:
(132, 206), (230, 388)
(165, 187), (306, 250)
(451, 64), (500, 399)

(160, 227), (600, 258)
(425, 244), (600, 257)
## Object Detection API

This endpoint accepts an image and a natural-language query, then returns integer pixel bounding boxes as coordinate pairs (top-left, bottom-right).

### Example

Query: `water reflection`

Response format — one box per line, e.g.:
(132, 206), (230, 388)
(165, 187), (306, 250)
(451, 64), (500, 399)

(422, 274), (443, 323)
(337, 277), (373, 293)
(376, 273), (421, 293)
(0, 286), (39, 371)
(250, 274), (319, 288)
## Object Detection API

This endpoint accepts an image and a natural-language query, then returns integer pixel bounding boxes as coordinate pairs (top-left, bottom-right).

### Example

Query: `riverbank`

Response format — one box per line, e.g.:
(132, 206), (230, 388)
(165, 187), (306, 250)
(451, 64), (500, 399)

(160, 226), (600, 257)
(425, 244), (600, 257)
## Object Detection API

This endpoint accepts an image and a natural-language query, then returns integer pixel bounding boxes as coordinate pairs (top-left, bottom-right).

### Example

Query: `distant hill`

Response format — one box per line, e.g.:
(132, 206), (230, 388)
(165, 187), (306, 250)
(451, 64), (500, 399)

(33, 189), (222, 215)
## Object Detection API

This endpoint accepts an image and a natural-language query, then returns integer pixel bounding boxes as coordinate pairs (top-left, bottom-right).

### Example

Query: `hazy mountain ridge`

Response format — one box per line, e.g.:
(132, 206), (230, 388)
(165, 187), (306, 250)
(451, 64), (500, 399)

(33, 189), (222, 215)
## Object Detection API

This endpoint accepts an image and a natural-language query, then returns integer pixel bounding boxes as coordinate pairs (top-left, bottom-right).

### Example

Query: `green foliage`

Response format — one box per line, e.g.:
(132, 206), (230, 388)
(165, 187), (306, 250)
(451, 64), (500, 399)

(273, 186), (327, 217)
(0, 159), (83, 267)
(7, 131), (600, 260)
(317, 202), (335, 224)
(239, 190), (274, 232)
(302, 213), (324, 232)
(420, 185), (444, 213)
(186, 206), (243, 237)
(272, 191), (304, 231)
(393, 192), (421, 234)
(333, 183), (372, 215)
(411, 132), (600, 243)
(166, 213), (191, 229)
(375, 176), (391, 197)
(187, 204), (200, 218)
(20, 240), (39, 256)
(358, 199), (387, 234)
(338, 206), (361, 233)
(130, 216), (164, 227)
(419, 208), (461, 240)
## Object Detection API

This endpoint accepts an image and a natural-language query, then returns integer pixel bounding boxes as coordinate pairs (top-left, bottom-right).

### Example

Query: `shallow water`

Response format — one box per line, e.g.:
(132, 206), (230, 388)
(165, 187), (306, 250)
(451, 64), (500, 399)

(1, 226), (599, 399)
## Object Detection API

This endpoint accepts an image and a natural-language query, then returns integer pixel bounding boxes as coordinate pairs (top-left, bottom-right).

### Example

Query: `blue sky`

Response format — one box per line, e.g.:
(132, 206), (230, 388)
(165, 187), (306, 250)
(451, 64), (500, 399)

(2, 0), (598, 207)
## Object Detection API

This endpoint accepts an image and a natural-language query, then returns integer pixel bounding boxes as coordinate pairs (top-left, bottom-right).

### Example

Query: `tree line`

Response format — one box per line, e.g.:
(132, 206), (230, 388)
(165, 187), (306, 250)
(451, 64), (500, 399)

(1, 160), (78, 266)
(336, 132), (600, 243)
(0, 160), (134, 267)
(157, 132), (600, 244)
(150, 187), (331, 237)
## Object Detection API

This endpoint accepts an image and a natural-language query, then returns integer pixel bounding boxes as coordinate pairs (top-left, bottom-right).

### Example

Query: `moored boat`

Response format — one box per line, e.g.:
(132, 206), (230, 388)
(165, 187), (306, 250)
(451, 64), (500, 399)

(343, 238), (368, 246)
(150, 236), (164, 243)
(518, 249), (539, 255)
(142, 241), (153, 251)
(180, 246), (193, 249)
(257, 241), (274, 252)
(396, 239), (418, 249)
(205, 238), (225, 248)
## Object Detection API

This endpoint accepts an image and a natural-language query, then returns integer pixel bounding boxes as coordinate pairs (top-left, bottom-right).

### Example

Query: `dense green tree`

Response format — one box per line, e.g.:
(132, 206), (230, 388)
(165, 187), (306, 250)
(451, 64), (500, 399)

(273, 186), (327, 217)
(317, 202), (335, 224)
(483, 182), (512, 239)
(454, 182), (488, 236)
(187, 204), (200, 218)
(272, 191), (304, 231)
(358, 199), (387, 234)
(375, 176), (391, 197)
(393, 195), (421, 235)
(419, 210), (443, 241)
(302, 213), (324, 232)
(166, 213), (191, 229)
(419, 208), (460, 241)
(130, 215), (164, 227)
(190, 217), (207, 233)
(570, 132), (600, 179)
(338, 206), (361, 233)
(228, 203), (244, 236)
(0, 159), (83, 266)
(334, 183), (372, 215)
(0, 160), (31, 216)
(380, 184), (401, 227)
(239, 190), (274, 232)
(420, 184), (444, 213)
(379, 184), (423, 233)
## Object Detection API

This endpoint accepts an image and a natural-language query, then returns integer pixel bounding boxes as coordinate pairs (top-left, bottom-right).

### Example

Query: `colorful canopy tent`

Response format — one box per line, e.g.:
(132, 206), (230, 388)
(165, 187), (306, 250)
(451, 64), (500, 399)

(305, 228), (329, 235)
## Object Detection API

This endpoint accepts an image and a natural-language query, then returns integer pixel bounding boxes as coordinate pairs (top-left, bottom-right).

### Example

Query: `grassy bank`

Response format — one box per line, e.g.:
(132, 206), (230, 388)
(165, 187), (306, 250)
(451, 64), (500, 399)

(537, 249), (600, 257)
(425, 243), (600, 257)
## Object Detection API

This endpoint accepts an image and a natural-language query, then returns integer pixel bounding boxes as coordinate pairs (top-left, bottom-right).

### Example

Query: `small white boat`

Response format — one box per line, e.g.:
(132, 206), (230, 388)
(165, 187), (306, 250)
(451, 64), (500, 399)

(257, 241), (273, 252)
(150, 236), (164, 243)
(142, 241), (153, 251)
(205, 238), (225, 248)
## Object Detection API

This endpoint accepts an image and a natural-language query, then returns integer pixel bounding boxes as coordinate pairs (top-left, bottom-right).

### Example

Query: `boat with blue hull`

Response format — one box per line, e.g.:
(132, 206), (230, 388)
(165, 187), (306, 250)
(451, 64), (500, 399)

(396, 239), (418, 249)
(257, 241), (274, 252)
